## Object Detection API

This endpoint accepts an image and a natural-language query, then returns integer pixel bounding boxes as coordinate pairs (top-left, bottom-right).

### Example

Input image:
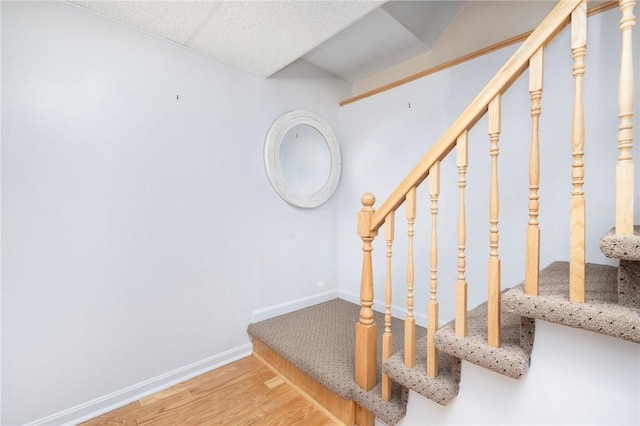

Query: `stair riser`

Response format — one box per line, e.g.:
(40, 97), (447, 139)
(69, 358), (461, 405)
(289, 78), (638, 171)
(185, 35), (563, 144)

(618, 260), (640, 309)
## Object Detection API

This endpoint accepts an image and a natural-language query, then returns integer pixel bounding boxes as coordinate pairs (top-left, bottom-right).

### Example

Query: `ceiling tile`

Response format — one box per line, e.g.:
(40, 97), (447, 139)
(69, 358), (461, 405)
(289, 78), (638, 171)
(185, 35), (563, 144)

(71, 1), (222, 45)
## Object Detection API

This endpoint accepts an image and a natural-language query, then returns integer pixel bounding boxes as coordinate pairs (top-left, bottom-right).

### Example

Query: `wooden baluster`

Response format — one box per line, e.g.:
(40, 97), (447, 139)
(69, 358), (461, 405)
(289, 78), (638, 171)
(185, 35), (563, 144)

(405, 187), (417, 368)
(427, 162), (440, 379)
(616, 0), (636, 235)
(488, 95), (502, 348)
(356, 193), (378, 391)
(526, 48), (544, 296)
(382, 211), (395, 401)
(456, 132), (468, 337)
(570, 1), (587, 303)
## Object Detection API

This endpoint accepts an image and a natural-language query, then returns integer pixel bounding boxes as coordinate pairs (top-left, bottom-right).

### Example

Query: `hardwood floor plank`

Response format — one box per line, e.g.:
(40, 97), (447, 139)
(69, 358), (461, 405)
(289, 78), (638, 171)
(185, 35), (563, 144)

(79, 355), (342, 426)
(139, 386), (192, 407)
(80, 402), (140, 426)
(135, 389), (203, 425)
(264, 376), (284, 389)
(252, 340), (355, 425)
(260, 394), (340, 426)
(188, 357), (270, 396)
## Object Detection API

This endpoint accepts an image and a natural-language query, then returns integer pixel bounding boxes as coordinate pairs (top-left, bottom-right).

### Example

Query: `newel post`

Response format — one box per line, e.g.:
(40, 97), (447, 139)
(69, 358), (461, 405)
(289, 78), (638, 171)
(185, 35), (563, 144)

(356, 193), (378, 391)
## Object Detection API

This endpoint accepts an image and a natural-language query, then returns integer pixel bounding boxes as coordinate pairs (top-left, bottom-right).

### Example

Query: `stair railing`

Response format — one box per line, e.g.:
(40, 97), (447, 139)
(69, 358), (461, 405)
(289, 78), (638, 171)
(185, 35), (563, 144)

(355, 0), (635, 399)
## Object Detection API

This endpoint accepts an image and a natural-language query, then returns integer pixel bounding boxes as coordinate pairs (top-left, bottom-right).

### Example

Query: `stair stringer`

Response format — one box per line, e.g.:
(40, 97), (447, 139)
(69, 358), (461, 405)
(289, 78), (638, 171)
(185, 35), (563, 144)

(378, 294), (533, 414)
(383, 258), (640, 414)
(394, 319), (640, 425)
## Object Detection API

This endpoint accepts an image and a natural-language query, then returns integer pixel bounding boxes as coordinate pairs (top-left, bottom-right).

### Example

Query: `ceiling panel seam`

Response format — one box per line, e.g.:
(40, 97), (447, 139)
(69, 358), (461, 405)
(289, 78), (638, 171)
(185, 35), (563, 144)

(185, 5), (222, 47)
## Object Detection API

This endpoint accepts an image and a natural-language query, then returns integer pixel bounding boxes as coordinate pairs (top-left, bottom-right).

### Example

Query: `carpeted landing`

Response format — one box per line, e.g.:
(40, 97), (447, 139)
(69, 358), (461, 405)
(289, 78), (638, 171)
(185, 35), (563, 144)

(247, 299), (431, 425)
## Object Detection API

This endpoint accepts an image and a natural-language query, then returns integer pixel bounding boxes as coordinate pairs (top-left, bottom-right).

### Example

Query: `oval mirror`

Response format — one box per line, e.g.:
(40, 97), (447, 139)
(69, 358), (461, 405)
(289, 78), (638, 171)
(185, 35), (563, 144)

(264, 110), (341, 208)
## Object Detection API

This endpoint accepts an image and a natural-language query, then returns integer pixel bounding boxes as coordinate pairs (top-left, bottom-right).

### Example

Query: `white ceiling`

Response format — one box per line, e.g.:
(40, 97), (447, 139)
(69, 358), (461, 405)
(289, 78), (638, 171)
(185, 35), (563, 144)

(70, 0), (384, 78)
(69, 1), (575, 86)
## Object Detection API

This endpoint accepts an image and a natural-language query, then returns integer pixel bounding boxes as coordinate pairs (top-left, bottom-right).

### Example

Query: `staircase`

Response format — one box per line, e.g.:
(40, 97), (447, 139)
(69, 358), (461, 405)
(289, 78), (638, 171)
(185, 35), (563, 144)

(250, 1), (638, 425)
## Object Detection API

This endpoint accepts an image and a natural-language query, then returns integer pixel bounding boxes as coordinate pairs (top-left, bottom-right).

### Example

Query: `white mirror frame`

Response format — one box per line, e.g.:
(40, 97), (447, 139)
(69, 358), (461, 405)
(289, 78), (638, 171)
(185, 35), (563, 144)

(264, 110), (341, 208)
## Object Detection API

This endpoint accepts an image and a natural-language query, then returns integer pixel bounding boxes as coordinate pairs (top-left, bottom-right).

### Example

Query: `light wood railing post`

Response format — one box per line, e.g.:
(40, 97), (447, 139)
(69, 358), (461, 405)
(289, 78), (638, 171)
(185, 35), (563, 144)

(525, 48), (544, 296)
(488, 95), (502, 348)
(570, 1), (587, 303)
(382, 212), (395, 401)
(616, 0), (636, 235)
(456, 132), (469, 337)
(405, 188), (417, 368)
(427, 162), (440, 378)
(356, 193), (378, 391)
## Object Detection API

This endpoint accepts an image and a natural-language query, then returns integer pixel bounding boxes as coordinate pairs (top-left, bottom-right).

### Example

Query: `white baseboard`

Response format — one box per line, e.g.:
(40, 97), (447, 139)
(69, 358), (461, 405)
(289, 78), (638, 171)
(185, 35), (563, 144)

(251, 290), (339, 323)
(26, 344), (253, 426)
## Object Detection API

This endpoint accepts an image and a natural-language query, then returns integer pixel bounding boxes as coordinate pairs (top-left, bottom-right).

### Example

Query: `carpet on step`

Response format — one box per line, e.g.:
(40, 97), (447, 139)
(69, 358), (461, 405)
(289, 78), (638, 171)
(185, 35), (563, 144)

(247, 298), (426, 426)
(383, 336), (461, 405)
(434, 294), (534, 380)
(503, 261), (640, 343)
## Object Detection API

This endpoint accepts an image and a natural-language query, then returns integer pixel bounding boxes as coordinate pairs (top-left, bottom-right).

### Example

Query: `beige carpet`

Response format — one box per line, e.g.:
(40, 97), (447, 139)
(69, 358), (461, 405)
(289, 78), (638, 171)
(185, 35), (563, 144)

(503, 261), (640, 343)
(247, 299), (427, 425)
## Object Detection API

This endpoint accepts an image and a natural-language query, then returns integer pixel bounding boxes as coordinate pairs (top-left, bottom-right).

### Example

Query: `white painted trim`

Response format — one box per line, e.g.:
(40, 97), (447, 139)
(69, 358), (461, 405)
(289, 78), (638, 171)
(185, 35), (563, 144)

(25, 344), (253, 426)
(251, 290), (339, 323)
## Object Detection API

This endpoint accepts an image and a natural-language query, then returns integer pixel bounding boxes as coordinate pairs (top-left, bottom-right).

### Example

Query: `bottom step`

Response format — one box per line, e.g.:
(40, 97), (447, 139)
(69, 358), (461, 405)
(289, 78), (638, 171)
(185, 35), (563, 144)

(252, 338), (372, 426)
(383, 336), (461, 405)
(503, 261), (640, 343)
(247, 299), (420, 426)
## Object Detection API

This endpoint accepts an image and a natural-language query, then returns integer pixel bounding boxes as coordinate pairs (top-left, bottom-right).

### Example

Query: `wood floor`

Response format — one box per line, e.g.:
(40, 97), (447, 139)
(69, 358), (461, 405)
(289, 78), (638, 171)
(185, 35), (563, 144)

(81, 355), (343, 425)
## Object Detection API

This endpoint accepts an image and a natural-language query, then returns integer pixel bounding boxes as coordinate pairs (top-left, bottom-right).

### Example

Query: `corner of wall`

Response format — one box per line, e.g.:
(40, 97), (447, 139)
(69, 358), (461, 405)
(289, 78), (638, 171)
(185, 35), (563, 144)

(251, 290), (339, 323)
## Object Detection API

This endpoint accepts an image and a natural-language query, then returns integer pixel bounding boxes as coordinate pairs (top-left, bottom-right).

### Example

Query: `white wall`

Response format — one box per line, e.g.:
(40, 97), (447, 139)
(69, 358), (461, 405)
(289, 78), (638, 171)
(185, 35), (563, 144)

(338, 7), (639, 325)
(1, 2), (348, 424)
(0, 2), (3, 423)
(339, 7), (640, 425)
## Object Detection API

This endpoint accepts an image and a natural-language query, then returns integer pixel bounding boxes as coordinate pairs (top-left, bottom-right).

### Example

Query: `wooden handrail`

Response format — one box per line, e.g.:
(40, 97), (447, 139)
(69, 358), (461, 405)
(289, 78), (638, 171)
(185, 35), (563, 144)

(369, 0), (584, 232)
(355, 0), (622, 400)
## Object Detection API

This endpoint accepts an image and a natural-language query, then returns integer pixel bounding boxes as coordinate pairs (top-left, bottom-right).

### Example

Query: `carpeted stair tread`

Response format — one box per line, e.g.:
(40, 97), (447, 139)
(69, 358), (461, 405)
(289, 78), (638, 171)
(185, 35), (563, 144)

(248, 299), (357, 398)
(353, 382), (408, 426)
(502, 261), (640, 343)
(599, 226), (640, 261)
(247, 298), (426, 426)
(434, 295), (535, 379)
(383, 336), (461, 405)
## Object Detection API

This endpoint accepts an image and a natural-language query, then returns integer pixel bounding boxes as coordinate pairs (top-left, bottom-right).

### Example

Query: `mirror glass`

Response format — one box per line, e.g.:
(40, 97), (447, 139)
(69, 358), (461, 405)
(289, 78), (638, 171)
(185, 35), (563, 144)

(279, 124), (331, 195)
(264, 110), (341, 208)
